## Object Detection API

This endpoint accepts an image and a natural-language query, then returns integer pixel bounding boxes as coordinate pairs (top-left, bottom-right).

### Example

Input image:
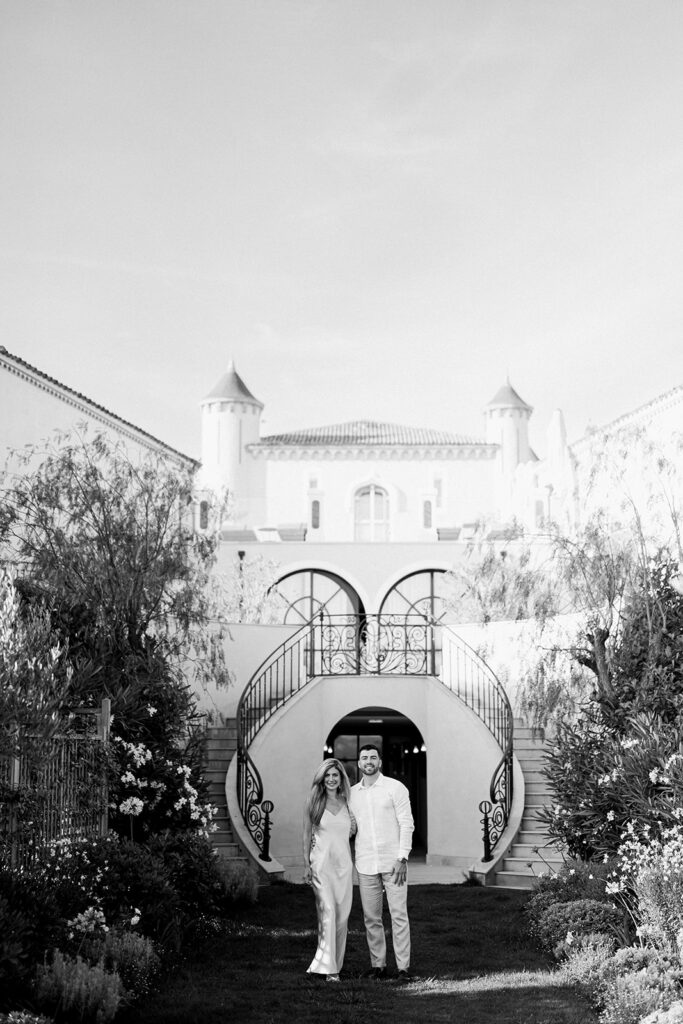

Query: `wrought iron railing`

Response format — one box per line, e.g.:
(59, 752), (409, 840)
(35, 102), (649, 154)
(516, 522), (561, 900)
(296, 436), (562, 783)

(236, 613), (513, 862)
(439, 627), (514, 860)
(316, 614), (438, 675)
(236, 618), (315, 858)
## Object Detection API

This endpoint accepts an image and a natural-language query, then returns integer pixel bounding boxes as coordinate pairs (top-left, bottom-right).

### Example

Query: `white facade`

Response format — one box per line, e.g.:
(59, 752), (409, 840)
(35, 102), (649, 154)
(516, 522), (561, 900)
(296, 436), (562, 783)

(203, 363), (534, 542)
(5, 346), (681, 881)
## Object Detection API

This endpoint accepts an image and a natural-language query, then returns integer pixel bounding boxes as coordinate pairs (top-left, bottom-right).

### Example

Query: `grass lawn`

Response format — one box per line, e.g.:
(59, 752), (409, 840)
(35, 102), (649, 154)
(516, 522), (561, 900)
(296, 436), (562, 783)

(119, 882), (598, 1024)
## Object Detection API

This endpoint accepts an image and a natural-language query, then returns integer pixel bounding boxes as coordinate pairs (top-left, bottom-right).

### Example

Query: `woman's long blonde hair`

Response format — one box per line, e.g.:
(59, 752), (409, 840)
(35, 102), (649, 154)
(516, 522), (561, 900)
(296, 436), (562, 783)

(306, 758), (351, 827)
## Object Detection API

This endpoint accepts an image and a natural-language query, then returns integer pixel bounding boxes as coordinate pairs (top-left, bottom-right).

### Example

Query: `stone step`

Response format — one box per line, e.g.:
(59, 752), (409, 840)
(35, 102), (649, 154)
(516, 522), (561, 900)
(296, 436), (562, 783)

(204, 747), (237, 761)
(204, 759), (233, 772)
(509, 841), (564, 860)
(501, 855), (563, 876)
(494, 870), (538, 890)
(212, 840), (242, 855)
(215, 850), (250, 865)
(517, 768), (547, 783)
(516, 747), (548, 760)
(206, 724), (238, 739)
(524, 783), (554, 797)
(516, 826), (554, 843)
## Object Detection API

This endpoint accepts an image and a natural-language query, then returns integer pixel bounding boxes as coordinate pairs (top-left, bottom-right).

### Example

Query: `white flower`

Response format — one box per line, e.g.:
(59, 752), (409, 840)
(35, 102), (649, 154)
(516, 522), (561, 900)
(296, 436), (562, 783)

(607, 810), (615, 821)
(565, 931), (574, 946)
(119, 797), (144, 816)
(146, 705), (157, 716)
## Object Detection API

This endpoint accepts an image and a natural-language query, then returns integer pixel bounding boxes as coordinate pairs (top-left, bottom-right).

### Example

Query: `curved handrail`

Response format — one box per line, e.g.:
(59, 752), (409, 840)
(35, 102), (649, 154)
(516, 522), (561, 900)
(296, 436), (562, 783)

(439, 625), (514, 860)
(235, 613), (514, 861)
(235, 616), (317, 857)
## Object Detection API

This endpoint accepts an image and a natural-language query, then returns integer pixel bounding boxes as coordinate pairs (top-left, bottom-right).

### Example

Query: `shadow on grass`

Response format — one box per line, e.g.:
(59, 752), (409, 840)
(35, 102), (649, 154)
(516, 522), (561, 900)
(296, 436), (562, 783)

(119, 884), (598, 1024)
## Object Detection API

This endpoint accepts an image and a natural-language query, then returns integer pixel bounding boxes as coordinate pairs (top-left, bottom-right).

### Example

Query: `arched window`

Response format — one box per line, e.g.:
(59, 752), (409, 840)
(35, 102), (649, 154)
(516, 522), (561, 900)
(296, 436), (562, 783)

(379, 569), (450, 622)
(423, 500), (432, 529)
(355, 485), (389, 542)
(268, 569), (364, 625)
(199, 500), (209, 530)
(311, 499), (321, 530)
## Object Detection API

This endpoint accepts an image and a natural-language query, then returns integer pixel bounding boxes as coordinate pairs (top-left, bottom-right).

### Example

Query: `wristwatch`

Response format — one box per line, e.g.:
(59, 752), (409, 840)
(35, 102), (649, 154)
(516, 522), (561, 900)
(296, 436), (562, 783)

(398, 857), (408, 863)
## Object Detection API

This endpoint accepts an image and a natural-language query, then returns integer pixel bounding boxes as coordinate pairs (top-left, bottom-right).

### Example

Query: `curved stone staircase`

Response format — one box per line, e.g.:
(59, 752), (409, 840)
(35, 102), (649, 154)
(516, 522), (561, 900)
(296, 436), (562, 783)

(492, 719), (565, 889)
(202, 721), (249, 866)
(202, 718), (565, 888)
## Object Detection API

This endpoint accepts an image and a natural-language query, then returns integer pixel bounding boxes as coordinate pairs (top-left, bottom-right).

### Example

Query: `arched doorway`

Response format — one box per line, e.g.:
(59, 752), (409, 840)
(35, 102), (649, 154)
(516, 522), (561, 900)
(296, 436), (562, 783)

(324, 706), (427, 853)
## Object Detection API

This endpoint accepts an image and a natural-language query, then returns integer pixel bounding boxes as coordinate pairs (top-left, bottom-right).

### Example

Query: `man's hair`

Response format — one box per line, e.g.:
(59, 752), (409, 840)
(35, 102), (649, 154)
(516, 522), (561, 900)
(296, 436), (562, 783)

(359, 743), (381, 756)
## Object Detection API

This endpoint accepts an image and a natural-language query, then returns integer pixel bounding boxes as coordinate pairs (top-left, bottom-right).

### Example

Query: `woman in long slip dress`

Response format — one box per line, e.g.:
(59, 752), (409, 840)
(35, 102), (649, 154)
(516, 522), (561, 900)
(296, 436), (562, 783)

(303, 758), (356, 982)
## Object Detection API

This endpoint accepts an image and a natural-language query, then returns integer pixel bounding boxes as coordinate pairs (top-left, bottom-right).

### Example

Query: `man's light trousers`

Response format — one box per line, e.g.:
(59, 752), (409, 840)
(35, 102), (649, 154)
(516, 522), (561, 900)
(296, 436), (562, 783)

(357, 870), (410, 971)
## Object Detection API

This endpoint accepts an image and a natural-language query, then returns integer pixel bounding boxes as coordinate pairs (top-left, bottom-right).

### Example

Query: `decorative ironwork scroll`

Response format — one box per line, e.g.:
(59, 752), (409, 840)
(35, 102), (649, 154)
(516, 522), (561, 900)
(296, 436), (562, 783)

(440, 625), (514, 861)
(317, 614), (435, 675)
(235, 613), (514, 865)
(480, 748), (513, 861)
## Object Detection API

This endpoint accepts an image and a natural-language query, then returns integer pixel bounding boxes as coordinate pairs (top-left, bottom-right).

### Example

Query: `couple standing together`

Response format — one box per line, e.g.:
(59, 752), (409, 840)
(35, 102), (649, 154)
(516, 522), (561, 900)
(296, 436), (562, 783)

(302, 744), (414, 983)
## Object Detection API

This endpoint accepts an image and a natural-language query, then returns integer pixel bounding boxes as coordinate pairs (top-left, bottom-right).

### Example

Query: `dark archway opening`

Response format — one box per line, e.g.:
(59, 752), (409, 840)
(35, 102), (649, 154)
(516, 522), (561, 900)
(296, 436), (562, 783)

(324, 706), (427, 854)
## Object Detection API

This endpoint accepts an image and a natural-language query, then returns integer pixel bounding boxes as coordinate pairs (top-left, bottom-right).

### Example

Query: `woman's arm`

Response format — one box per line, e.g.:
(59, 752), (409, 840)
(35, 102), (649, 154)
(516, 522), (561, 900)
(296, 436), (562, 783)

(302, 807), (313, 884)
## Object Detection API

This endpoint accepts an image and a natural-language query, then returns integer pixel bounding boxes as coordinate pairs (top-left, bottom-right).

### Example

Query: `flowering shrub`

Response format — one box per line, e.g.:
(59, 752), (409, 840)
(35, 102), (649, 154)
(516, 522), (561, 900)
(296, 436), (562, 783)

(0, 1014), (53, 1024)
(600, 967), (680, 1024)
(559, 932), (618, 1001)
(35, 950), (122, 1024)
(642, 1002), (683, 1024)
(525, 860), (613, 942)
(608, 819), (683, 952)
(542, 713), (683, 860)
(109, 736), (217, 842)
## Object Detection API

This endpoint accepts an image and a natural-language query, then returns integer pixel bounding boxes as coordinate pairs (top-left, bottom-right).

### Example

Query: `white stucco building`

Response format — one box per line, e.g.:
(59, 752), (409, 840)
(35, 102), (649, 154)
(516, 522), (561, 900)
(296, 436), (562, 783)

(3, 345), (682, 884)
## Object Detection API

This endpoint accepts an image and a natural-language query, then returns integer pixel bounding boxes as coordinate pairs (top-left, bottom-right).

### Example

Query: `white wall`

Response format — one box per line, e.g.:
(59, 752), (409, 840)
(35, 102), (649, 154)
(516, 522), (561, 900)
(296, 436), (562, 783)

(257, 455), (498, 541)
(250, 672), (501, 879)
(193, 622), (299, 722)
(214, 539), (475, 615)
(0, 355), (192, 471)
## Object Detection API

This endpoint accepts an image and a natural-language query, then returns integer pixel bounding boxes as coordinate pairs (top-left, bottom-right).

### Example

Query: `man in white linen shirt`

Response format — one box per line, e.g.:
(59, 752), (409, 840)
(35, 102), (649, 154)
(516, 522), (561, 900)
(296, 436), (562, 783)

(349, 743), (414, 981)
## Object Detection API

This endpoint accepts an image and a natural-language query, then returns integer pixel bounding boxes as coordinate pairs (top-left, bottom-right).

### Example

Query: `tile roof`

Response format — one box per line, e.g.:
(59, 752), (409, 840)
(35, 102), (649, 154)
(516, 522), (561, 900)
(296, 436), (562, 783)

(0, 346), (197, 466)
(255, 420), (488, 447)
(572, 384), (683, 448)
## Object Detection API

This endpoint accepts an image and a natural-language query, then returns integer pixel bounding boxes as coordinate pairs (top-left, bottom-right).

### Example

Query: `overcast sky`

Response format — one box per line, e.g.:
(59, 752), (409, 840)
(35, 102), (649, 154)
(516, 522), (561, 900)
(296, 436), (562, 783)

(2, 1), (683, 458)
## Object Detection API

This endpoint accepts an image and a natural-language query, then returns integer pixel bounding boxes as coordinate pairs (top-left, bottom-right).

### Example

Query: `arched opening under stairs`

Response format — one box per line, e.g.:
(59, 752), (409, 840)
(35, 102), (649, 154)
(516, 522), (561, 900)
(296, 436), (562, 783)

(268, 568), (364, 625)
(324, 706), (427, 855)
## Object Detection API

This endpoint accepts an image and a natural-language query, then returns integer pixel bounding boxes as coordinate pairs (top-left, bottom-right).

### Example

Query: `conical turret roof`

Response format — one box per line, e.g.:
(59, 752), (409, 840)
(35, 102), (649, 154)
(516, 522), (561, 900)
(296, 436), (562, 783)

(202, 360), (263, 407)
(486, 379), (532, 412)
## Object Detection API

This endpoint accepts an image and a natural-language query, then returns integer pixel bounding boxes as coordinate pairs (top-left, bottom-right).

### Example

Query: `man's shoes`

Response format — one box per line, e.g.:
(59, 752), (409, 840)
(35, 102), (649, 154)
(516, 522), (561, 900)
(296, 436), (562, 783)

(362, 966), (387, 980)
(397, 969), (412, 983)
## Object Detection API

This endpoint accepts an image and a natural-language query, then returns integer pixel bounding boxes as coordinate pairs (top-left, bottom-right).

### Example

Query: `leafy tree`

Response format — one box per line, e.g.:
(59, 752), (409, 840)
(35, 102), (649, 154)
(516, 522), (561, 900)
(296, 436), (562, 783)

(445, 536), (561, 626)
(0, 428), (228, 839)
(0, 570), (71, 761)
(539, 546), (683, 859)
